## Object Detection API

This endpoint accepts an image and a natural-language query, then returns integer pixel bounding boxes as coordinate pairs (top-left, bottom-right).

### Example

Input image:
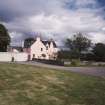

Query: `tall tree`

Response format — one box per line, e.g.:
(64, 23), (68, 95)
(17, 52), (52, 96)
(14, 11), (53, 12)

(0, 24), (10, 52)
(92, 43), (105, 61)
(24, 38), (35, 48)
(66, 33), (91, 59)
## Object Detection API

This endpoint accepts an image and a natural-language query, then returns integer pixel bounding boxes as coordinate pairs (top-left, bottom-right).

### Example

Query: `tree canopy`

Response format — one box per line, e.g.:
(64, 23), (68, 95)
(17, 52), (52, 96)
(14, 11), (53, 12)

(24, 37), (35, 48)
(66, 33), (91, 59)
(0, 24), (10, 51)
(92, 43), (105, 61)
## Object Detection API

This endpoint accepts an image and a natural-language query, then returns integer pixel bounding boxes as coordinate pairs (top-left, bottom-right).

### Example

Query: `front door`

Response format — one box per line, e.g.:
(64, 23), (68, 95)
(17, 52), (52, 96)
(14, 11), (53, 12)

(28, 55), (31, 61)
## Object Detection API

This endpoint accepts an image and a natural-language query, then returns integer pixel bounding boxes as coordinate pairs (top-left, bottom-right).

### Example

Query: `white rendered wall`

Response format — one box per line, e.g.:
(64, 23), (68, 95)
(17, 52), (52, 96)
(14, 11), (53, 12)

(30, 37), (59, 60)
(30, 38), (49, 60)
(0, 52), (28, 62)
(48, 42), (58, 59)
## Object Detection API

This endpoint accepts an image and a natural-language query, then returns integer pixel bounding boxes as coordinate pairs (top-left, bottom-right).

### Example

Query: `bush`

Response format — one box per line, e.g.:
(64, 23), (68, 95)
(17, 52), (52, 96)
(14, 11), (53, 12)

(71, 59), (80, 66)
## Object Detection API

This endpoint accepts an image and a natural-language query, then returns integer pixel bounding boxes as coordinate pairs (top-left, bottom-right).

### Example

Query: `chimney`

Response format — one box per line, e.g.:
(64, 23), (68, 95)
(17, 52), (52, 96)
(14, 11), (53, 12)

(21, 40), (24, 48)
(36, 37), (41, 41)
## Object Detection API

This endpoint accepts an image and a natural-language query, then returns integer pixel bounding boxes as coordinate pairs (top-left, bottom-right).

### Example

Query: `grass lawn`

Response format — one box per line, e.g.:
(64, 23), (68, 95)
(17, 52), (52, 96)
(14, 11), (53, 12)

(0, 63), (105, 105)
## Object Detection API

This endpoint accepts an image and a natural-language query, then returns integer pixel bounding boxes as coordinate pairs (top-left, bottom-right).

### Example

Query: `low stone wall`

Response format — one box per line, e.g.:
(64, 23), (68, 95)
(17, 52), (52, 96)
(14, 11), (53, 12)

(32, 58), (64, 66)
(0, 52), (28, 62)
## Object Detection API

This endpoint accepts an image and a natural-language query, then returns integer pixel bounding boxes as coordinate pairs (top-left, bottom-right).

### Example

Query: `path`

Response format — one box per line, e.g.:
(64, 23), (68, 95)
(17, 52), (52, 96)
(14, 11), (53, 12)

(15, 61), (105, 78)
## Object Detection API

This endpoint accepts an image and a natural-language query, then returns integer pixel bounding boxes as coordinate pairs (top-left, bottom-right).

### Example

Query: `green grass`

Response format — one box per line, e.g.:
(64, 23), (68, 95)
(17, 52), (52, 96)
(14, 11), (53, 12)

(0, 63), (105, 105)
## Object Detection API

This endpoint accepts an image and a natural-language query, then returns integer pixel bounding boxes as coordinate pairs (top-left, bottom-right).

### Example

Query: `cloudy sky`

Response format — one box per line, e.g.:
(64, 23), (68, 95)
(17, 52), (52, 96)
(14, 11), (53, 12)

(0, 0), (105, 46)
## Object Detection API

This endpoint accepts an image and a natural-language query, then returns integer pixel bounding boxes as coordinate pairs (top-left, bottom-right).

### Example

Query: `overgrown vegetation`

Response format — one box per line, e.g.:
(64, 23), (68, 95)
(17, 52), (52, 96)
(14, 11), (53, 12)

(0, 24), (10, 52)
(65, 33), (91, 59)
(58, 32), (105, 63)
(0, 63), (105, 105)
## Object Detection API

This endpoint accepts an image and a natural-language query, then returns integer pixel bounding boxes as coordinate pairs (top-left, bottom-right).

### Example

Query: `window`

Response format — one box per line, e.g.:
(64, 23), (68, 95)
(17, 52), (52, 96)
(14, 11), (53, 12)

(42, 54), (46, 58)
(41, 48), (43, 51)
(33, 54), (35, 58)
(46, 46), (48, 50)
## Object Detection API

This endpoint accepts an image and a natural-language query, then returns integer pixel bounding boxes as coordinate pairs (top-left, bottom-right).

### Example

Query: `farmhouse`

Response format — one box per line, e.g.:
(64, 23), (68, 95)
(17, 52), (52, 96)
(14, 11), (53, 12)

(23, 37), (58, 60)
(0, 36), (58, 61)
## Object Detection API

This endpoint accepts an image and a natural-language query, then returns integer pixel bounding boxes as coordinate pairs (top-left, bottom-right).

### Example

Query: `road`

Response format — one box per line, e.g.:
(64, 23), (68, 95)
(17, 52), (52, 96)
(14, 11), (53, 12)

(16, 61), (105, 78)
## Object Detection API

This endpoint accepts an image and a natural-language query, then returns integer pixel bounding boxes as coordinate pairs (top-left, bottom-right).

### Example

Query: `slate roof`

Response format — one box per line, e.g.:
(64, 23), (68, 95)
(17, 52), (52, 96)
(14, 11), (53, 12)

(24, 38), (57, 48)
(42, 41), (57, 48)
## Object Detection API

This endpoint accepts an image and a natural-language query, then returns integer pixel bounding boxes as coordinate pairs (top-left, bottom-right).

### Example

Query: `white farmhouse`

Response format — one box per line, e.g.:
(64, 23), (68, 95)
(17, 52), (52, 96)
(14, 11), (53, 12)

(23, 37), (58, 60)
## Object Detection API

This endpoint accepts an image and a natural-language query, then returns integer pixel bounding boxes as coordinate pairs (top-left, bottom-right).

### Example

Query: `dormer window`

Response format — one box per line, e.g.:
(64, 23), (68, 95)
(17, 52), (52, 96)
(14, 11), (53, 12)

(41, 48), (43, 51)
(46, 46), (48, 50)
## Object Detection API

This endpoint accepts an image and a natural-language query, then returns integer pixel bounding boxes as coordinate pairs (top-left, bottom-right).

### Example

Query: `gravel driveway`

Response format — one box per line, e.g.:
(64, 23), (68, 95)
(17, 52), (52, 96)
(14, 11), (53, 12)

(16, 61), (105, 78)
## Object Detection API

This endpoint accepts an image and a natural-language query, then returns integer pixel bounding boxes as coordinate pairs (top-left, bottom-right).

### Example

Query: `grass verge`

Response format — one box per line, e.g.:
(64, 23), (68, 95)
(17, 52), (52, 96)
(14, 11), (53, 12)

(0, 63), (105, 105)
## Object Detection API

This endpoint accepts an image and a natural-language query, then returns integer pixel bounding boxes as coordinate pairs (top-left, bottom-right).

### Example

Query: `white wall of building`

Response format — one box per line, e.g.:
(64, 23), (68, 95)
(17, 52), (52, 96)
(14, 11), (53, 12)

(0, 52), (28, 62)
(29, 37), (58, 60)
(30, 37), (49, 60)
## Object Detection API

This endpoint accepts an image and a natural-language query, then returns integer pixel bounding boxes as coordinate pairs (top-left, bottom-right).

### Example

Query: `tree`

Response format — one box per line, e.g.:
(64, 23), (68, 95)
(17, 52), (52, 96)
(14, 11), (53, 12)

(92, 43), (105, 61)
(0, 24), (10, 52)
(24, 38), (35, 48)
(66, 33), (91, 59)
(57, 50), (71, 60)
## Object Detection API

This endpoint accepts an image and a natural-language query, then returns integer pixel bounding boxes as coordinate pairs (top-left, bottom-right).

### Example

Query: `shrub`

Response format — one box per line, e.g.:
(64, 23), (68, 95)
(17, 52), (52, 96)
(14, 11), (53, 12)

(32, 58), (64, 66)
(71, 59), (80, 66)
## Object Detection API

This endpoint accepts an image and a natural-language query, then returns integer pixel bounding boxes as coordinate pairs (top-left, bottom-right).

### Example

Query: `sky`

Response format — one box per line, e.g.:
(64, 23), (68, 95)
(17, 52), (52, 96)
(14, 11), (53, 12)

(0, 0), (105, 46)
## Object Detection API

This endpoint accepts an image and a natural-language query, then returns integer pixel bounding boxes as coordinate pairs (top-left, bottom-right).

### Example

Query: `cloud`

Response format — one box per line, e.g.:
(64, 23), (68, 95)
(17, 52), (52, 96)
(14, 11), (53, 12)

(89, 32), (105, 43)
(0, 0), (105, 46)
(75, 0), (97, 7)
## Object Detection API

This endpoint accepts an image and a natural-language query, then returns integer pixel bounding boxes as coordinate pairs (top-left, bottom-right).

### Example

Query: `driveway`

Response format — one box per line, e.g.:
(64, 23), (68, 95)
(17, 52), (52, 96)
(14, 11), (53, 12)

(16, 61), (105, 78)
